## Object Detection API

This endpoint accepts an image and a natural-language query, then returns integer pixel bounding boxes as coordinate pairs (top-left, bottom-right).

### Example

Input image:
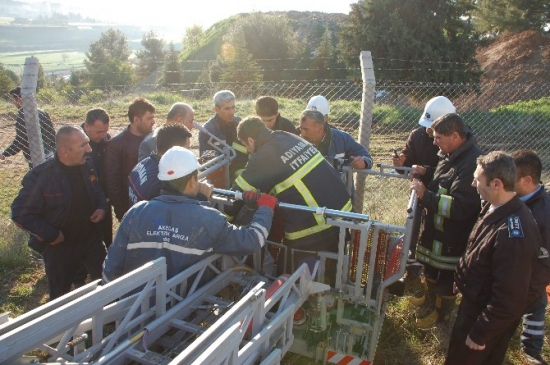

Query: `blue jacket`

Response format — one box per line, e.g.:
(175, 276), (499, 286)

(128, 154), (162, 206)
(323, 127), (373, 169)
(103, 193), (274, 282)
(11, 155), (108, 253)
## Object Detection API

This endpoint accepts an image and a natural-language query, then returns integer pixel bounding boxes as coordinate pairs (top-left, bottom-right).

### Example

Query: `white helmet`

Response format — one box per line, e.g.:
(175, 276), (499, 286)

(307, 95), (330, 116)
(418, 96), (456, 128)
(158, 146), (199, 181)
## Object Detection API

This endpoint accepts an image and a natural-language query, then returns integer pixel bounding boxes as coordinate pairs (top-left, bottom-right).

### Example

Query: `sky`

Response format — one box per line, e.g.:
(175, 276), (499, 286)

(25, 0), (358, 29)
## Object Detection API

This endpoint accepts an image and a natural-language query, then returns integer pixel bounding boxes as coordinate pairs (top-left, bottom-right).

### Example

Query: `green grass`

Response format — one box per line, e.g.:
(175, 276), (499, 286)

(0, 51), (86, 73)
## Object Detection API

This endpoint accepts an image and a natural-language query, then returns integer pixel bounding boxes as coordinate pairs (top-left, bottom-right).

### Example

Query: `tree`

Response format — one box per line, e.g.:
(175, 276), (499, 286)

(474, 0), (550, 33)
(162, 42), (183, 87)
(136, 30), (165, 78)
(0, 64), (17, 100)
(338, 0), (481, 83)
(217, 34), (263, 83)
(223, 12), (299, 80)
(182, 25), (204, 53)
(85, 28), (134, 89)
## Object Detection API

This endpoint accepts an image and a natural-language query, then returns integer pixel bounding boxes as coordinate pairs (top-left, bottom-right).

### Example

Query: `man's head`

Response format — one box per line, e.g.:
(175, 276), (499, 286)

(418, 96), (456, 134)
(8, 87), (22, 108)
(473, 151), (516, 204)
(83, 108), (110, 143)
(156, 124), (192, 155)
(166, 102), (195, 130)
(431, 113), (468, 155)
(511, 149), (542, 197)
(213, 90), (236, 125)
(299, 109), (326, 146)
(158, 146), (200, 195)
(237, 116), (269, 154)
(255, 96), (280, 130)
(306, 95), (330, 122)
(128, 97), (156, 136)
(56, 126), (91, 166)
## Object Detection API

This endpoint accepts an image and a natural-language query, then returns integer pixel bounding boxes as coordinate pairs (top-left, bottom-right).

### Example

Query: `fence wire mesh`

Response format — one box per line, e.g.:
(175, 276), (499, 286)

(1, 71), (549, 247)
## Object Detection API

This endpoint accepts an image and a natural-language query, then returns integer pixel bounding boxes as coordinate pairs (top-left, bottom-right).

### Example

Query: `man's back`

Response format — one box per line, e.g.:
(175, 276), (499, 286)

(234, 130), (351, 245)
(103, 193), (273, 281)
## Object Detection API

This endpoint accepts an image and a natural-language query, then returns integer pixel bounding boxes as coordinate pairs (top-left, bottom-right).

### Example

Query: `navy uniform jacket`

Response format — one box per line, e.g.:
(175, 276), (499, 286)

(455, 196), (541, 346)
(11, 155), (108, 253)
(103, 193), (273, 282)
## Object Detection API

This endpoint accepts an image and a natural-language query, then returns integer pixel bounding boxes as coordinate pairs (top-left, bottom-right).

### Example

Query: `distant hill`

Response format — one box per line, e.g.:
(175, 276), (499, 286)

(180, 11), (348, 82)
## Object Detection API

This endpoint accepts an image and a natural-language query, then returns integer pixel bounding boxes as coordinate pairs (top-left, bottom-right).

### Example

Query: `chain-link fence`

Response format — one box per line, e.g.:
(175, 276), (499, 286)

(1, 57), (549, 250)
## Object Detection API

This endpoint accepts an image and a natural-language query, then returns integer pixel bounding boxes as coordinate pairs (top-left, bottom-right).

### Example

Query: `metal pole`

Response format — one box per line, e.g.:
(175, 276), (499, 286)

(212, 188), (370, 222)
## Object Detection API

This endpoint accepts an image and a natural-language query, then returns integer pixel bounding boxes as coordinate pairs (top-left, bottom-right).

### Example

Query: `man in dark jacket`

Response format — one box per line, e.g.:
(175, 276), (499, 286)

(11, 126), (108, 300)
(81, 107), (112, 246)
(445, 151), (542, 365)
(511, 150), (550, 365)
(104, 146), (276, 282)
(1, 87), (55, 168)
(232, 117), (352, 275)
(198, 90), (247, 183)
(392, 96), (456, 278)
(410, 113), (483, 329)
(299, 109), (373, 171)
(255, 96), (298, 135)
(104, 97), (155, 221)
(129, 124), (191, 206)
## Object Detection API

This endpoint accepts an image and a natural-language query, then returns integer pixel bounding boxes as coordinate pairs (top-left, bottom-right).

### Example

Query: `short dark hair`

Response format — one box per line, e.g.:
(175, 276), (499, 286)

(477, 151), (516, 191)
(300, 109), (325, 126)
(9, 87), (21, 98)
(128, 97), (155, 123)
(156, 125), (192, 155)
(85, 108), (110, 126)
(431, 113), (467, 138)
(255, 96), (279, 117)
(511, 149), (542, 183)
(237, 116), (269, 141)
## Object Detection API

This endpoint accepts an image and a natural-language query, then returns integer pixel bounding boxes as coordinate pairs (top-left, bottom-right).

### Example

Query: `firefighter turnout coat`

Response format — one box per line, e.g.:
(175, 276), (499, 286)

(416, 134), (483, 270)
(233, 129), (352, 248)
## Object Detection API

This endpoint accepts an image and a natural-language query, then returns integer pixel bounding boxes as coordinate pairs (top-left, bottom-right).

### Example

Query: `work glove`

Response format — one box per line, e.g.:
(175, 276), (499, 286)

(257, 193), (277, 210)
(242, 189), (261, 209)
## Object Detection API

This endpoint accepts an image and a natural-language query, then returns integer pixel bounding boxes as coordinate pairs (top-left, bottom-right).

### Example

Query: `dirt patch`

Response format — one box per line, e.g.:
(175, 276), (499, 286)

(456, 30), (550, 110)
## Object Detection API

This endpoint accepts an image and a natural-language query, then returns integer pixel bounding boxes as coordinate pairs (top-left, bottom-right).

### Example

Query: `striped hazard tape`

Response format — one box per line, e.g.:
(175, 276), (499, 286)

(326, 350), (372, 365)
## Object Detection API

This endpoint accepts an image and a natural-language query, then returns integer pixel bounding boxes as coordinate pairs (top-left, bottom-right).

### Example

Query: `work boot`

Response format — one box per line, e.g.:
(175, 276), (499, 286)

(522, 351), (548, 365)
(408, 277), (436, 308)
(416, 294), (456, 329)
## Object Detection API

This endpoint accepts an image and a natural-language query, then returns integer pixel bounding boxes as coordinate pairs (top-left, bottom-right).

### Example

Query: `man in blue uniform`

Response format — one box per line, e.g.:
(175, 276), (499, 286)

(103, 146), (276, 282)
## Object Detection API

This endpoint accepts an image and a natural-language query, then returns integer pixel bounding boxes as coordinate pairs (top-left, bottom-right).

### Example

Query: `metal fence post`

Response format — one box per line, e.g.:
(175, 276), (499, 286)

(21, 56), (45, 168)
(356, 51), (376, 213)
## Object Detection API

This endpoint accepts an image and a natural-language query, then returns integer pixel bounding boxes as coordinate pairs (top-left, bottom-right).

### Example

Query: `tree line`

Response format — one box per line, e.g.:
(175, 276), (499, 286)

(1, 0), (547, 98)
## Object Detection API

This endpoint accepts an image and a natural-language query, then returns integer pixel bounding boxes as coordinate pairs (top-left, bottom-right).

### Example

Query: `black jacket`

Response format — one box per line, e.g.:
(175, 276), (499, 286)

(399, 126), (440, 184)
(416, 134), (483, 269)
(232, 129), (352, 247)
(11, 155), (108, 253)
(455, 196), (541, 346)
(524, 185), (550, 306)
(2, 107), (55, 167)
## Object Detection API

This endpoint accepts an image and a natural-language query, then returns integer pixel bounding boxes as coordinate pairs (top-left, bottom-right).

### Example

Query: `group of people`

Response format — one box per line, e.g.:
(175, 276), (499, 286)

(5, 87), (549, 364)
(394, 96), (550, 365)
(6, 89), (371, 294)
